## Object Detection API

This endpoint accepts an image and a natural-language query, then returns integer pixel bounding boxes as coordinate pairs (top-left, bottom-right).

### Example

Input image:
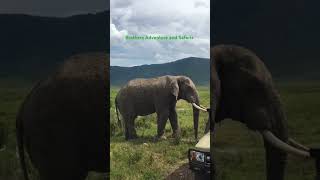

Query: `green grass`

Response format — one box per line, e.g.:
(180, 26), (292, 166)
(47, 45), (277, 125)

(110, 86), (210, 180)
(0, 81), (31, 180)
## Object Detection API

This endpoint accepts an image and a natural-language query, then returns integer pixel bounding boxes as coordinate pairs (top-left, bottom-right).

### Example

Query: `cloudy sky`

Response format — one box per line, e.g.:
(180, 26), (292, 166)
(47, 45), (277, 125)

(0, 0), (108, 17)
(111, 0), (210, 67)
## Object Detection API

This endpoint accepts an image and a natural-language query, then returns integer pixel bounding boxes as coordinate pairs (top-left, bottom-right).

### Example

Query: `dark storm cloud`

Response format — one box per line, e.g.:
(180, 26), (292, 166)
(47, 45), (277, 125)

(0, 0), (109, 17)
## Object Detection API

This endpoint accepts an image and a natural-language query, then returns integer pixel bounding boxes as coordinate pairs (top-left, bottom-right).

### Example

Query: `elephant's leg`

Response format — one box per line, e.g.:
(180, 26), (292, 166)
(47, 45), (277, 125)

(156, 110), (169, 139)
(30, 137), (88, 180)
(124, 114), (137, 140)
(168, 108), (180, 138)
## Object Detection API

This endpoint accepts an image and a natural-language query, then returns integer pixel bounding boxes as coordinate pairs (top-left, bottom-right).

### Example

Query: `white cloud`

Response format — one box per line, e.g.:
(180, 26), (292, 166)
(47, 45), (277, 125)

(194, 0), (209, 8)
(110, 0), (210, 66)
(110, 18), (128, 45)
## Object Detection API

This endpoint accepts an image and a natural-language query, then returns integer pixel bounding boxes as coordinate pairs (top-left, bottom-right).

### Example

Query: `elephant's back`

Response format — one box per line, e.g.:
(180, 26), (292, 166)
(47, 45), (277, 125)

(116, 78), (160, 115)
(121, 78), (159, 97)
(24, 52), (109, 123)
(54, 52), (108, 82)
(125, 77), (159, 87)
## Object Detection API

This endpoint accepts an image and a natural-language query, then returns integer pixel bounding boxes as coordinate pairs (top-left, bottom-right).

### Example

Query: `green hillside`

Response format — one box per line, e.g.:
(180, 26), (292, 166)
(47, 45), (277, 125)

(0, 11), (109, 79)
(110, 57), (210, 86)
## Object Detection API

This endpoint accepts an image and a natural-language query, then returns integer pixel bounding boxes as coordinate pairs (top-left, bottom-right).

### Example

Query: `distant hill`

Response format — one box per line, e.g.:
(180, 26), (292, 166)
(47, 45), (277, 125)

(110, 57), (210, 86)
(212, 0), (320, 81)
(0, 11), (109, 79)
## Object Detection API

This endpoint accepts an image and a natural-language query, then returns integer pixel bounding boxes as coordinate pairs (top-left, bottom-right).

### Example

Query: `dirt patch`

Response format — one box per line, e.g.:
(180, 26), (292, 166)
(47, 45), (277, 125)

(166, 163), (210, 180)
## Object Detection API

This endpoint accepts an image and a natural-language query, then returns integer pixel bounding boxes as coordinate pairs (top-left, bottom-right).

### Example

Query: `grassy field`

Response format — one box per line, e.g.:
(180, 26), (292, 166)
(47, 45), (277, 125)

(1, 80), (320, 180)
(109, 86), (210, 180)
(0, 80), (31, 180)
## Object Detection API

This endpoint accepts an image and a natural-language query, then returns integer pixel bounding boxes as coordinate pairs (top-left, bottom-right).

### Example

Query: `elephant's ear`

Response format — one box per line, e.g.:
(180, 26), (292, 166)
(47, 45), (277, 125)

(170, 80), (179, 100)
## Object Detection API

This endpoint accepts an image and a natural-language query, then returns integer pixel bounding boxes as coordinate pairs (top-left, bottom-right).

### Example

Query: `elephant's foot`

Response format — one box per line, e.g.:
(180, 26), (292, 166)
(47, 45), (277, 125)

(153, 134), (167, 142)
(171, 128), (181, 139)
(125, 133), (138, 140)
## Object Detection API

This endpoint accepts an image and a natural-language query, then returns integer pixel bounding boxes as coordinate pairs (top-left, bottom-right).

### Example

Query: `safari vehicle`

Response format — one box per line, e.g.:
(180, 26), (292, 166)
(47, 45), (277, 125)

(188, 132), (210, 174)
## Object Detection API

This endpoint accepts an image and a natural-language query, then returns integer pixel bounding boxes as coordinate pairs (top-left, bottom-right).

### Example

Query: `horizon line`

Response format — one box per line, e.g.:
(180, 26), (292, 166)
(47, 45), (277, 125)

(110, 57), (210, 68)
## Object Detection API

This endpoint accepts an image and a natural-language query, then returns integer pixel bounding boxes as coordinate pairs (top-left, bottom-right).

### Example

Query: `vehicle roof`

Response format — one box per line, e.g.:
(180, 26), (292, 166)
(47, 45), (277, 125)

(195, 132), (210, 152)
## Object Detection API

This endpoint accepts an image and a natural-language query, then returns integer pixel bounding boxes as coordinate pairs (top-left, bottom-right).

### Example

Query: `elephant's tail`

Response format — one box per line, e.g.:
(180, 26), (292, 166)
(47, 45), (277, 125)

(115, 97), (122, 128)
(16, 103), (29, 180)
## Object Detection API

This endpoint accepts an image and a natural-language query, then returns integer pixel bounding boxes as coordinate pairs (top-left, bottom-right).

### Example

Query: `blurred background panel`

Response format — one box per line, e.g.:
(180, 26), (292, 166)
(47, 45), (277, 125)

(0, 0), (109, 179)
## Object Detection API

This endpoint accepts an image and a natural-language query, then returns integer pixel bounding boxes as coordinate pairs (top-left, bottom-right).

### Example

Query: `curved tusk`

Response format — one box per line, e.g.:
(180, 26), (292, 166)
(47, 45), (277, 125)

(192, 103), (207, 112)
(261, 130), (310, 158)
(289, 138), (310, 151)
(199, 104), (207, 109)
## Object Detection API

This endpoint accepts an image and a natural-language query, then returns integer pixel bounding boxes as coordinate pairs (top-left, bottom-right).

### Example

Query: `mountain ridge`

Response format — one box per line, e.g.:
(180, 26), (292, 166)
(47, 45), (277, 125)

(110, 57), (210, 86)
(0, 11), (109, 79)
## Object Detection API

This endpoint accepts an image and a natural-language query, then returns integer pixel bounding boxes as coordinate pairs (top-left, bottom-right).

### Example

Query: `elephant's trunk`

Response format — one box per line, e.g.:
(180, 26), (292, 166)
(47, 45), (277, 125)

(263, 99), (289, 180)
(264, 137), (287, 180)
(192, 96), (200, 141)
(260, 95), (313, 180)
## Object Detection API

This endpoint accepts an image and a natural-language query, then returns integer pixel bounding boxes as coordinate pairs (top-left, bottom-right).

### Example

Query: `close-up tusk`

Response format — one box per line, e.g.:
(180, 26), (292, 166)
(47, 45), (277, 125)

(192, 103), (207, 111)
(260, 130), (310, 158)
(289, 138), (310, 151)
(199, 104), (207, 109)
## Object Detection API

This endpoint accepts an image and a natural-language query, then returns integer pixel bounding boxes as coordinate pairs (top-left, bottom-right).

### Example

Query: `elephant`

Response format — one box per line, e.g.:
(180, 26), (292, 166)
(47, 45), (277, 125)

(16, 53), (109, 180)
(115, 75), (207, 141)
(210, 44), (311, 180)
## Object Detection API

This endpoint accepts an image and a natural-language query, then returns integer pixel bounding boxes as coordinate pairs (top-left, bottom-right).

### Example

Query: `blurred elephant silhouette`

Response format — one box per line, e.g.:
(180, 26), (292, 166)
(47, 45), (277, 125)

(16, 53), (109, 180)
(210, 45), (312, 180)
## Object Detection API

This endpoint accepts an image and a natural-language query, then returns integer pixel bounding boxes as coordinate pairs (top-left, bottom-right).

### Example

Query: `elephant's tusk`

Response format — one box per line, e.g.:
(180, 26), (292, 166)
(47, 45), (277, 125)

(199, 104), (207, 109)
(289, 138), (310, 151)
(261, 130), (310, 158)
(192, 103), (207, 112)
